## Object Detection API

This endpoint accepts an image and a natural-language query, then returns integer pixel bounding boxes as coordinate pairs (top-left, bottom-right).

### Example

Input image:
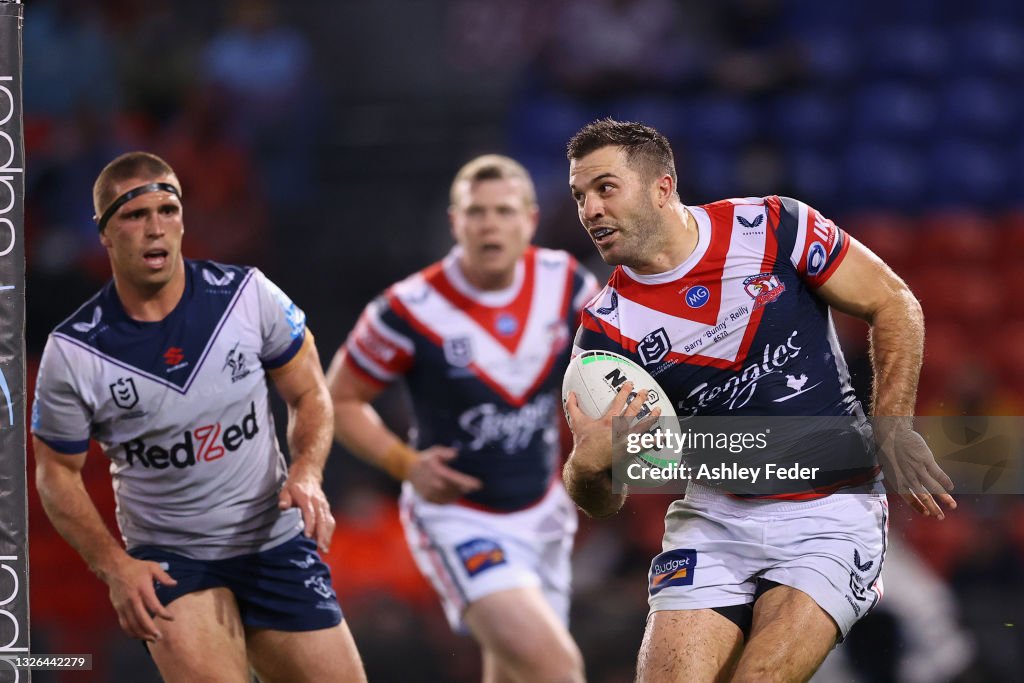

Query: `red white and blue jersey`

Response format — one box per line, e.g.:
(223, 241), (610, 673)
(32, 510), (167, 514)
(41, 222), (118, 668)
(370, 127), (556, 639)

(575, 196), (877, 495)
(32, 260), (307, 559)
(345, 246), (598, 511)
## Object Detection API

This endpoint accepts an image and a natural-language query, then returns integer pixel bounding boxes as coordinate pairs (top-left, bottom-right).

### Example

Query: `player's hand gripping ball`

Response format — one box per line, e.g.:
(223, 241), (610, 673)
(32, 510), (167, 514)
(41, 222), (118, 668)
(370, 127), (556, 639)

(561, 350), (679, 485)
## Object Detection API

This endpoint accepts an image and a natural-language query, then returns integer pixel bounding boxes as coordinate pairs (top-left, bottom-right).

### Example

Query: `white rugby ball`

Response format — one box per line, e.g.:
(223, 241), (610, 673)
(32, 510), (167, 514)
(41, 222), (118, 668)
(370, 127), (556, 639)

(562, 350), (679, 477)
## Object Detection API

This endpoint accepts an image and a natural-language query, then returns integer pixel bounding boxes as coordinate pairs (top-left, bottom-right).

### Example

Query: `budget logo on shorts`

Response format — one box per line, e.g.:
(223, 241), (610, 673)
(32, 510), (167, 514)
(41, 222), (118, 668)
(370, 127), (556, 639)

(444, 336), (474, 368)
(743, 273), (786, 310)
(649, 549), (697, 595)
(455, 538), (506, 577)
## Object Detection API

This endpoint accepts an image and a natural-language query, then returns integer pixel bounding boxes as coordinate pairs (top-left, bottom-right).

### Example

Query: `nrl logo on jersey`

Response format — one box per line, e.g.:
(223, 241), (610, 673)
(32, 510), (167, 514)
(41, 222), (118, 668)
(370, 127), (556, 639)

(639, 328), (672, 366)
(444, 336), (474, 367)
(110, 377), (140, 410)
(743, 273), (786, 310)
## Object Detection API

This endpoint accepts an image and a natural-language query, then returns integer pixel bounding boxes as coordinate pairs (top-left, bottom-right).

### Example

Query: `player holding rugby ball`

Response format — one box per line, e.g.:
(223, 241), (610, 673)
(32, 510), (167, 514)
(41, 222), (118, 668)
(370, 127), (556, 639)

(562, 119), (955, 682)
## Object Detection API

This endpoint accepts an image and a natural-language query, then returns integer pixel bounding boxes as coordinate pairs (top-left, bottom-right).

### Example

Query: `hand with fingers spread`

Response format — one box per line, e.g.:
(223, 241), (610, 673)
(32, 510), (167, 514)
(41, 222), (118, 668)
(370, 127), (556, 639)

(104, 554), (177, 642)
(409, 445), (483, 504)
(876, 425), (956, 519)
(563, 382), (662, 518)
(279, 463), (336, 553)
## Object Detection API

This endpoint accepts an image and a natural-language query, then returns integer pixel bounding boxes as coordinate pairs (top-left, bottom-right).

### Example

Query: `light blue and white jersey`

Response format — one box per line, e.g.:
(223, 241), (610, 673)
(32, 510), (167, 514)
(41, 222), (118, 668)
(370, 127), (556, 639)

(33, 260), (308, 559)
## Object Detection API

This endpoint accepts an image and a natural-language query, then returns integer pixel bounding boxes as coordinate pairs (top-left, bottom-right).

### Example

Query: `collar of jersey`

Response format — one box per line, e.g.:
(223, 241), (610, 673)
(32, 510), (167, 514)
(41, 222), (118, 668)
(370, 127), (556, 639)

(442, 246), (525, 307)
(620, 205), (712, 285)
(104, 262), (193, 327)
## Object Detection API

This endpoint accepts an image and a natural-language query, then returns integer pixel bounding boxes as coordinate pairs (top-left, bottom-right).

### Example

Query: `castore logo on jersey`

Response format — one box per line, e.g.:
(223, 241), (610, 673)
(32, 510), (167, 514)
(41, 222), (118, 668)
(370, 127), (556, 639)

(202, 269), (236, 288)
(72, 306), (103, 334)
(736, 214), (763, 229)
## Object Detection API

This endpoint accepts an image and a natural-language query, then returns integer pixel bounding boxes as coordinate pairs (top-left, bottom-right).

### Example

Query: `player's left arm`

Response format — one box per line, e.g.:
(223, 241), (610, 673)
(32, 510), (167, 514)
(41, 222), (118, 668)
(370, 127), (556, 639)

(268, 331), (336, 551)
(816, 236), (956, 518)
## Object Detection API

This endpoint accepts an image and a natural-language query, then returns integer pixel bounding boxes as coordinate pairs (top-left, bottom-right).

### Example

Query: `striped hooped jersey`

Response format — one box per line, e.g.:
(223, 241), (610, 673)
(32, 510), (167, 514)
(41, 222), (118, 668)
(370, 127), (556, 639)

(575, 196), (877, 494)
(32, 261), (307, 559)
(345, 246), (598, 511)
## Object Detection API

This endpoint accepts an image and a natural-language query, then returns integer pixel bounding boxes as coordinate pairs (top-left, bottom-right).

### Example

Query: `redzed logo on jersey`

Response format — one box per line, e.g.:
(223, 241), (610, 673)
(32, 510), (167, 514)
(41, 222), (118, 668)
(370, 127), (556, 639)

(743, 273), (786, 310)
(123, 401), (259, 468)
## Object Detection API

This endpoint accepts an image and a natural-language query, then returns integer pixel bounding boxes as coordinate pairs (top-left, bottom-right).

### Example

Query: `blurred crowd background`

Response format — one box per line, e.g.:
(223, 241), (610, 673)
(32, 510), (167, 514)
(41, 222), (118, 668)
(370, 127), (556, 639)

(20, 0), (1024, 681)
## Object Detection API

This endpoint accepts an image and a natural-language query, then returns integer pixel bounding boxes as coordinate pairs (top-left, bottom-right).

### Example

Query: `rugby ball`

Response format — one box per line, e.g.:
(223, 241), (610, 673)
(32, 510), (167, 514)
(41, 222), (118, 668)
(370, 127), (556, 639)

(561, 350), (679, 477)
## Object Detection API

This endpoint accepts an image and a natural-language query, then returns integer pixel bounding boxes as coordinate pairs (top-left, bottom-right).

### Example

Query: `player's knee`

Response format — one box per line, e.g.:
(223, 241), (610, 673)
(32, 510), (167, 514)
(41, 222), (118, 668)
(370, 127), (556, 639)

(498, 638), (584, 683)
(731, 666), (790, 683)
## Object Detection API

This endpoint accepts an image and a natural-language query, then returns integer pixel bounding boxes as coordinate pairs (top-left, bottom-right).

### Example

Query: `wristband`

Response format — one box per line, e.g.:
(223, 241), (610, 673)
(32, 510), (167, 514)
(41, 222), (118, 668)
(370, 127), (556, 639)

(381, 442), (419, 481)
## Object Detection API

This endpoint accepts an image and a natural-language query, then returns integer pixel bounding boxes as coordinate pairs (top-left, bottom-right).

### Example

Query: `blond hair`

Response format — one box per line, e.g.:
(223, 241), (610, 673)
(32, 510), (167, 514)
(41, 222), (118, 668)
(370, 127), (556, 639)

(449, 154), (537, 207)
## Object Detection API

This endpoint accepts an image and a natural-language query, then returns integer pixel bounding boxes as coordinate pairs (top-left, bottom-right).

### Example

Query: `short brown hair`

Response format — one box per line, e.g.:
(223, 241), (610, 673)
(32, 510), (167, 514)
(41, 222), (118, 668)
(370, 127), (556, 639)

(449, 154), (537, 207)
(567, 118), (677, 186)
(93, 151), (179, 220)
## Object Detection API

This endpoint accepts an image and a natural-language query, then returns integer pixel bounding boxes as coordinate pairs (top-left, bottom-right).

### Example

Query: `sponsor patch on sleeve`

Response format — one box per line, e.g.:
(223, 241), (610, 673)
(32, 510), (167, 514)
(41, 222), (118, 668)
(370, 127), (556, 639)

(649, 549), (697, 595)
(455, 538), (507, 578)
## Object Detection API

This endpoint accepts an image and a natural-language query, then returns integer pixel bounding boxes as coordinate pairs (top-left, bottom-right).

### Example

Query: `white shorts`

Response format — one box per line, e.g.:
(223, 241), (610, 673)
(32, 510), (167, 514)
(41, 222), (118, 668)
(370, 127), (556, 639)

(648, 483), (888, 639)
(400, 481), (578, 633)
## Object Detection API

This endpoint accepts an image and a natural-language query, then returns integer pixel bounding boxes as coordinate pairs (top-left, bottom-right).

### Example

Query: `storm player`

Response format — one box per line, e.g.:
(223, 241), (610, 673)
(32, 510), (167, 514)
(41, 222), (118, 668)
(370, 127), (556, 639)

(32, 152), (366, 683)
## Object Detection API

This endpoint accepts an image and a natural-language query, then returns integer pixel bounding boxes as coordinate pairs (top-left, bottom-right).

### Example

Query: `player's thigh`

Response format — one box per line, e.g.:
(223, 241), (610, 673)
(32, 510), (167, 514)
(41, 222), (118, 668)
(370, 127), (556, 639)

(246, 621), (367, 683)
(147, 587), (249, 683)
(636, 609), (743, 683)
(464, 585), (583, 681)
(730, 585), (838, 683)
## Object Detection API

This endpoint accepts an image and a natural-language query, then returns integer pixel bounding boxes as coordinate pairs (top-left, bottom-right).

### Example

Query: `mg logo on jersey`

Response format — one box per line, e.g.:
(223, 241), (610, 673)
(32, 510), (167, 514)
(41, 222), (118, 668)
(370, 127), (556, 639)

(443, 336), (473, 367)
(683, 285), (710, 309)
(123, 401), (259, 468)
(638, 328), (671, 366)
(743, 273), (786, 310)
(109, 377), (139, 410)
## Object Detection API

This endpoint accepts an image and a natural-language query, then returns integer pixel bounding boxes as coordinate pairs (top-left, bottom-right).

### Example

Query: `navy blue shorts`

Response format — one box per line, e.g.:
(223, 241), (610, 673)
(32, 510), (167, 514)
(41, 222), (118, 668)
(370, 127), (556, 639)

(129, 533), (342, 632)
